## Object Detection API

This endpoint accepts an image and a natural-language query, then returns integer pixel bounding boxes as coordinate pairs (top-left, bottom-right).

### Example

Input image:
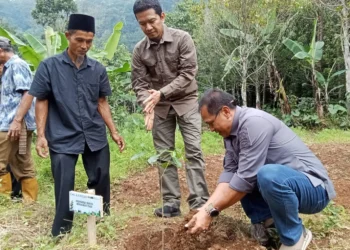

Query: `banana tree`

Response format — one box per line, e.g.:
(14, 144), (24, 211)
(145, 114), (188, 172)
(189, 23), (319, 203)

(220, 9), (277, 107)
(87, 22), (124, 63)
(283, 19), (325, 118)
(315, 62), (347, 106)
(0, 21), (125, 71)
(0, 26), (68, 70)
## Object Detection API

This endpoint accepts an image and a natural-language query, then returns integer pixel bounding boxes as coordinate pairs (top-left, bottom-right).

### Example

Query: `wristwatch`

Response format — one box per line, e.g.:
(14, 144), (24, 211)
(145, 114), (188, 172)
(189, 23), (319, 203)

(205, 203), (220, 217)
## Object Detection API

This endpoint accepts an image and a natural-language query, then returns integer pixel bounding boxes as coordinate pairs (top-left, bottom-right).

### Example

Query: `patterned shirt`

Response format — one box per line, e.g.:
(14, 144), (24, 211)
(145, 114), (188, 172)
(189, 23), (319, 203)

(0, 55), (36, 131)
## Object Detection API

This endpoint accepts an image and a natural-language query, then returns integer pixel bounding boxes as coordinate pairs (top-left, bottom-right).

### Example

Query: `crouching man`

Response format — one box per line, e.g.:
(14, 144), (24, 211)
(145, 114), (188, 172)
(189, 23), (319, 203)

(186, 89), (335, 250)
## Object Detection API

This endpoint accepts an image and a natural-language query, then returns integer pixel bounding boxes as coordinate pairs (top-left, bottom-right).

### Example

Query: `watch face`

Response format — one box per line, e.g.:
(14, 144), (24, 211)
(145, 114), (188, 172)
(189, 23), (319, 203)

(210, 209), (220, 217)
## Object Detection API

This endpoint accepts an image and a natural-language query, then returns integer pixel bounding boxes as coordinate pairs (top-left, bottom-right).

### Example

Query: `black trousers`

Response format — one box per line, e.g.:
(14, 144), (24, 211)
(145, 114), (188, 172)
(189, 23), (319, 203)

(50, 144), (110, 237)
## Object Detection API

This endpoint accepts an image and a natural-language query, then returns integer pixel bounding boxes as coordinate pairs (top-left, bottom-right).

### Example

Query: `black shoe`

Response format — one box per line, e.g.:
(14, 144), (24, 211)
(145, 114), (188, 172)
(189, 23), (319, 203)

(250, 221), (280, 249)
(154, 206), (181, 218)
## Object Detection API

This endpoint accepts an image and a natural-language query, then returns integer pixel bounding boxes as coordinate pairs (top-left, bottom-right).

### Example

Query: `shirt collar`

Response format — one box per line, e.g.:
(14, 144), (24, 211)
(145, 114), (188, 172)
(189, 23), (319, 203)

(4, 55), (19, 68)
(61, 50), (93, 68)
(146, 24), (173, 49)
(229, 106), (242, 136)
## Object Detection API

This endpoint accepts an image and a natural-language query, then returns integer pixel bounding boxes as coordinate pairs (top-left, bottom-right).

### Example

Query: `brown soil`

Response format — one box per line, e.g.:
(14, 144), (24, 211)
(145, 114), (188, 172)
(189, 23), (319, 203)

(310, 143), (350, 209)
(112, 144), (350, 250)
(122, 212), (264, 250)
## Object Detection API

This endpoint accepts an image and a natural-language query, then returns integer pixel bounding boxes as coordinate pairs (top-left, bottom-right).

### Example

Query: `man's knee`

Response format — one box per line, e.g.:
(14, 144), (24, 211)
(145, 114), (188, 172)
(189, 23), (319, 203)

(257, 164), (284, 191)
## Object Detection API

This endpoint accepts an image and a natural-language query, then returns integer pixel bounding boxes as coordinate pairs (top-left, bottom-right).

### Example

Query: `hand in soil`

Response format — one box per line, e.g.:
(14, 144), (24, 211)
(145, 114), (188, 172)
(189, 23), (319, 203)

(185, 208), (213, 234)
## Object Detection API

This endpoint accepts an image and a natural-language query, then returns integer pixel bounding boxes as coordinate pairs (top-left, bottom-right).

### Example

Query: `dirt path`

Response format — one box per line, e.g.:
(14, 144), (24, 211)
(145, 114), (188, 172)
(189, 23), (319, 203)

(110, 144), (350, 250)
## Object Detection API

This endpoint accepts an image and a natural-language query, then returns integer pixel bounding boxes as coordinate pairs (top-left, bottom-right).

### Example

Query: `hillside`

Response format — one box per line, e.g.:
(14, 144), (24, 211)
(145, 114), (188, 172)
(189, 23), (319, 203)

(0, 0), (179, 49)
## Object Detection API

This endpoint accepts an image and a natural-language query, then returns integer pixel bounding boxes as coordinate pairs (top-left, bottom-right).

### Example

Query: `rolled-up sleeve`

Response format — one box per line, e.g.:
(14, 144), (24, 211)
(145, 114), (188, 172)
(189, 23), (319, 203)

(229, 117), (274, 193)
(29, 61), (52, 99)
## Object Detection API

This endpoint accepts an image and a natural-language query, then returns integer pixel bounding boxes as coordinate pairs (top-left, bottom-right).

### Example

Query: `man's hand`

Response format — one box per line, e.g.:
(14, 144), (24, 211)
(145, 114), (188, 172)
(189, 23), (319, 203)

(144, 110), (154, 131)
(143, 89), (161, 114)
(111, 132), (125, 152)
(36, 136), (49, 158)
(184, 208), (213, 234)
(7, 119), (22, 140)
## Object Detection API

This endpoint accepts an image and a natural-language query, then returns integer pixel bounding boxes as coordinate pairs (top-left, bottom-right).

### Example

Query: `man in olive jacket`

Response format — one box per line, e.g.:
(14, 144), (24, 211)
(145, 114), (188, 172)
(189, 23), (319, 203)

(131, 0), (209, 217)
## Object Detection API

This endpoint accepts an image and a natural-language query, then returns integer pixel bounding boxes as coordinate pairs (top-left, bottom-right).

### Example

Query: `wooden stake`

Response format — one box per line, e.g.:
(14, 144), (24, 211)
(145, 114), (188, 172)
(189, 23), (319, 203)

(87, 189), (97, 246)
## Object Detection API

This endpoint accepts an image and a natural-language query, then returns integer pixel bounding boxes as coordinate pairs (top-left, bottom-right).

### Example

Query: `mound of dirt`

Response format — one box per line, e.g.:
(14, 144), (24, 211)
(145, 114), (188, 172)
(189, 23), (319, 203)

(124, 212), (265, 250)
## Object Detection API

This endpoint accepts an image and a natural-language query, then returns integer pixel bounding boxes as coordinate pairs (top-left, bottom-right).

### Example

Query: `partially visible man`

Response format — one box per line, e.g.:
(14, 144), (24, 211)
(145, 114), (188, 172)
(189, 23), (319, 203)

(1, 63), (23, 200)
(0, 37), (38, 202)
(132, 0), (209, 217)
(186, 89), (336, 250)
(29, 14), (125, 237)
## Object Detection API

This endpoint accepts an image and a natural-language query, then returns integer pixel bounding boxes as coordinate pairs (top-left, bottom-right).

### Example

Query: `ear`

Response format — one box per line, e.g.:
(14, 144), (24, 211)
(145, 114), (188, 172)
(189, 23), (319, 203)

(65, 31), (71, 40)
(160, 12), (166, 22)
(221, 106), (232, 119)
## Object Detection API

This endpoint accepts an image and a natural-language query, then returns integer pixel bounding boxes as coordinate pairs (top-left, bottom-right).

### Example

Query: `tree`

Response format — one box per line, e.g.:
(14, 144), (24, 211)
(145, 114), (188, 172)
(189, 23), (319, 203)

(0, 22), (125, 71)
(283, 19), (325, 118)
(315, 0), (350, 113)
(166, 0), (201, 37)
(31, 0), (77, 32)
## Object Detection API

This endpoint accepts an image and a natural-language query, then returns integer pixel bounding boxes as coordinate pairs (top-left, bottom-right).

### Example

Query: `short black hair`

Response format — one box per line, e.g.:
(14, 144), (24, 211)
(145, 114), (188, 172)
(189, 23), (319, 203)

(133, 0), (162, 16)
(199, 88), (237, 115)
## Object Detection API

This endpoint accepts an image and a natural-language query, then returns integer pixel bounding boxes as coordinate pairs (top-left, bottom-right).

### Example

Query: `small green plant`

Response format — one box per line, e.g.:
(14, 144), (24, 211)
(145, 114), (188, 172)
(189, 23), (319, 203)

(147, 148), (184, 250)
(304, 202), (349, 237)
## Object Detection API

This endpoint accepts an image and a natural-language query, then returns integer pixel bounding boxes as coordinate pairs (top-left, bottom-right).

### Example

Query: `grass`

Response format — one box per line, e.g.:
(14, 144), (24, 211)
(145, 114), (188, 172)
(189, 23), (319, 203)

(293, 128), (350, 144)
(1, 127), (350, 249)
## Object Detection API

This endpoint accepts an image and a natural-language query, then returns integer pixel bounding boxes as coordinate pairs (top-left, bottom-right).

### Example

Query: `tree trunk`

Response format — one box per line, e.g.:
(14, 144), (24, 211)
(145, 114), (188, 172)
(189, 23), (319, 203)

(255, 82), (261, 109)
(316, 13), (324, 72)
(241, 57), (248, 107)
(312, 65), (324, 118)
(272, 60), (291, 114)
(262, 73), (267, 109)
(255, 60), (261, 109)
(341, 0), (350, 113)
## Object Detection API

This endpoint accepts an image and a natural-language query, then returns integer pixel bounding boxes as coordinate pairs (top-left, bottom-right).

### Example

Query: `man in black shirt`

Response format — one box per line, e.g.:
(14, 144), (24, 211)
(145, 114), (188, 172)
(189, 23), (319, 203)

(29, 14), (125, 236)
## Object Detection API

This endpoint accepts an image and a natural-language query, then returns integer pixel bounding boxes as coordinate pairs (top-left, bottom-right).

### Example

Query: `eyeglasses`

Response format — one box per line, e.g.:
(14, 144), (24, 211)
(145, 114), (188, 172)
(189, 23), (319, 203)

(207, 106), (223, 127)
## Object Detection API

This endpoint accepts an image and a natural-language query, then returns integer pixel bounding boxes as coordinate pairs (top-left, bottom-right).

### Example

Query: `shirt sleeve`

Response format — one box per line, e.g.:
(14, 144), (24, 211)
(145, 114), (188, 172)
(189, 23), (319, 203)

(160, 32), (198, 99)
(29, 61), (52, 99)
(11, 61), (32, 92)
(229, 116), (274, 193)
(99, 67), (112, 97)
(131, 46), (151, 107)
(218, 139), (237, 183)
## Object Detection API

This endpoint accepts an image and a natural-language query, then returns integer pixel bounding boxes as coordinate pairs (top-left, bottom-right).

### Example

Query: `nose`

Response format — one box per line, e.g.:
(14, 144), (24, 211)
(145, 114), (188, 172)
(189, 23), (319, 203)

(209, 125), (215, 132)
(145, 23), (153, 32)
(81, 41), (87, 50)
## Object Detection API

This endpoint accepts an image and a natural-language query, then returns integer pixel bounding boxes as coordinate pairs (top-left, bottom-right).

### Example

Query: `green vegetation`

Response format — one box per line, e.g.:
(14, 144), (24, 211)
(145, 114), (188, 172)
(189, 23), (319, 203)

(1, 0), (350, 249)
(2, 0), (350, 130)
(1, 129), (349, 249)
